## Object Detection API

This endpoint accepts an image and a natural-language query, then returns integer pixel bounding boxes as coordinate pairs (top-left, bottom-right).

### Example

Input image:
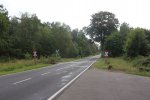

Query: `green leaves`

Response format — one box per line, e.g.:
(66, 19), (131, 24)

(0, 5), (99, 59)
(87, 11), (119, 56)
(0, 5), (10, 57)
(105, 32), (123, 57)
(0, 5), (9, 33)
(124, 28), (149, 57)
(87, 11), (119, 43)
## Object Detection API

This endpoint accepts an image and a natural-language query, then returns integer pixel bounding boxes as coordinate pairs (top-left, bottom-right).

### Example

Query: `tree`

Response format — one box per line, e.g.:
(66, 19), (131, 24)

(119, 22), (130, 39)
(50, 22), (75, 57)
(87, 11), (119, 56)
(143, 29), (150, 55)
(0, 5), (99, 59)
(38, 23), (54, 57)
(0, 5), (9, 33)
(105, 32), (123, 57)
(8, 17), (20, 57)
(71, 29), (99, 57)
(15, 13), (42, 58)
(0, 5), (10, 58)
(124, 28), (148, 57)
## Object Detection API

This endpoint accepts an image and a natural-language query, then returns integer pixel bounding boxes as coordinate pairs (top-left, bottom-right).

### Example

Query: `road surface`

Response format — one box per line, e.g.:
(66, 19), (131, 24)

(0, 56), (99, 100)
(57, 69), (150, 100)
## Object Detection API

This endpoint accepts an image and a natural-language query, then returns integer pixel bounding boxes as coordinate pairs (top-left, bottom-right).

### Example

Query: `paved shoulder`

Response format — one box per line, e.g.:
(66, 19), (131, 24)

(57, 69), (150, 100)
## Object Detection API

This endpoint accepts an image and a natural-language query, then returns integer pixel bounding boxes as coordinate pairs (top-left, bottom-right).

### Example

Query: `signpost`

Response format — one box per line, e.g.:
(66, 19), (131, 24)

(104, 50), (109, 58)
(55, 49), (59, 57)
(104, 50), (112, 70)
(33, 50), (37, 64)
(33, 50), (37, 58)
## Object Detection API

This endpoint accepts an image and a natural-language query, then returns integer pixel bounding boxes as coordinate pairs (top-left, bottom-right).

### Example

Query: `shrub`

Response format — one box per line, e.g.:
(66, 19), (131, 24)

(24, 52), (32, 60)
(39, 55), (61, 64)
(133, 56), (150, 68)
(124, 28), (149, 57)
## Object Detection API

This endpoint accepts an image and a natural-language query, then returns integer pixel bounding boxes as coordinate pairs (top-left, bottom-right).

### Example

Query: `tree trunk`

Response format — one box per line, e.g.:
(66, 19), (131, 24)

(101, 41), (104, 57)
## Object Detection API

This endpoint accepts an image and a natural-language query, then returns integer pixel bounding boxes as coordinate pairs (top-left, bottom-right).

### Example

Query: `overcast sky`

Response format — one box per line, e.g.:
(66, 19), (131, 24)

(1, 0), (150, 30)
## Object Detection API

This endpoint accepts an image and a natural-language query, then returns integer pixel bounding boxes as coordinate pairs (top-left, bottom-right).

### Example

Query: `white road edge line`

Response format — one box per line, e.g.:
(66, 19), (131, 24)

(41, 72), (51, 75)
(47, 60), (97, 100)
(13, 78), (32, 85)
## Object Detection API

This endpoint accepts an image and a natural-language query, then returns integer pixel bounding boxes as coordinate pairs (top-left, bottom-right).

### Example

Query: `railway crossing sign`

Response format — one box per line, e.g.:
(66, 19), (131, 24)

(104, 50), (109, 57)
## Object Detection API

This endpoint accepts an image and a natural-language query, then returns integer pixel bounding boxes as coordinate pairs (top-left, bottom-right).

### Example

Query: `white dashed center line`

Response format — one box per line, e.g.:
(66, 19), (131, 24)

(13, 78), (32, 85)
(41, 72), (51, 75)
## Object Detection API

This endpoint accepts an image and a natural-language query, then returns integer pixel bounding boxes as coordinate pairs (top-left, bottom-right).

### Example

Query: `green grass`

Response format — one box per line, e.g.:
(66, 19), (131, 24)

(0, 59), (50, 75)
(93, 57), (150, 77)
(0, 63), (48, 75)
(0, 57), (83, 76)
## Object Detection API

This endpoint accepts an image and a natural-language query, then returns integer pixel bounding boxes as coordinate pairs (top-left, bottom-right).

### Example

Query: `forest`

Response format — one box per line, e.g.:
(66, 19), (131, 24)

(1, 4), (150, 76)
(0, 5), (98, 61)
(87, 11), (150, 72)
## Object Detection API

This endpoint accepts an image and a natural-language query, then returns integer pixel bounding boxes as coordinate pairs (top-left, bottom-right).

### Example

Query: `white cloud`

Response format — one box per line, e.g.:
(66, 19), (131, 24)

(1, 0), (150, 29)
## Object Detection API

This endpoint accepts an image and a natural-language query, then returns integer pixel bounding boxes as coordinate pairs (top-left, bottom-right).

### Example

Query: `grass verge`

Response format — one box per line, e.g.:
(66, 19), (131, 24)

(93, 57), (150, 77)
(0, 57), (83, 76)
(0, 59), (50, 76)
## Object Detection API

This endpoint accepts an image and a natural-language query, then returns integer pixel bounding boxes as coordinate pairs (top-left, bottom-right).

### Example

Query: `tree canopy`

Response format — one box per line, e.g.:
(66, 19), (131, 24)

(87, 11), (119, 54)
(0, 5), (10, 57)
(1, 4), (150, 60)
(124, 28), (149, 57)
(105, 32), (123, 57)
(0, 5), (99, 60)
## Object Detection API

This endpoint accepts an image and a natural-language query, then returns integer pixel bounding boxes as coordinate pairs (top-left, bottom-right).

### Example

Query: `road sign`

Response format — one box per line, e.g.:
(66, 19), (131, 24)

(104, 51), (109, 57)
(33, 51), (37, 58)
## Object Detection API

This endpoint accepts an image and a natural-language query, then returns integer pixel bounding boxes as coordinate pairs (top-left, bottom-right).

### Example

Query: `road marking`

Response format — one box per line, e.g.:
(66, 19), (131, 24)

(67, 61), (94, 64)
(56, 66), (71, 71)
(73, 66), (87, 68)
(47, 60), (97, 100)
(41, 72), (51, 75)
(13, 78), (32, 85)
(56, 68), (62, 71)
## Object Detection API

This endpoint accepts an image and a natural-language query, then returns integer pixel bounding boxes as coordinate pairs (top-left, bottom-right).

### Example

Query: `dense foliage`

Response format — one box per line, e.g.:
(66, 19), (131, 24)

(124, 28), (149, 57)
(87, 11), (119, 55)
(105, 32), (123, 57)
(0, 5), (98, 60)
(87, 11), (150, 58)
(1, 4), (150, 61)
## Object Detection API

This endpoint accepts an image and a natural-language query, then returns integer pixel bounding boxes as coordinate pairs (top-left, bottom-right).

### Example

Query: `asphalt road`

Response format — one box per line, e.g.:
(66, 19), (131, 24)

(58, 69), (150, 100)
(0, 56), (99, 100)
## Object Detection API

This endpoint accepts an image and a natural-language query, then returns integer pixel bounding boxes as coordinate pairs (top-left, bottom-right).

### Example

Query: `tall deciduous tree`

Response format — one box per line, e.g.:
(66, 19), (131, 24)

(87, 11), (119, 56)
(0, 5), (9, 33)
(0, 5), (99, 59)
(143, 29), (150, 55)
(119, 22), (130, 39)
(0, 5), (10, 57)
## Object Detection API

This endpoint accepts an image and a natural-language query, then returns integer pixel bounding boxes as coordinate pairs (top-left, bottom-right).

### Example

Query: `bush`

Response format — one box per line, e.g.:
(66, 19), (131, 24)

(39, 56), (61, 64)
(133, 56), (150, 68)
(38, 56), (49, 64)
(24, 52), (32, 60)
(49, 57), (57, 64)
